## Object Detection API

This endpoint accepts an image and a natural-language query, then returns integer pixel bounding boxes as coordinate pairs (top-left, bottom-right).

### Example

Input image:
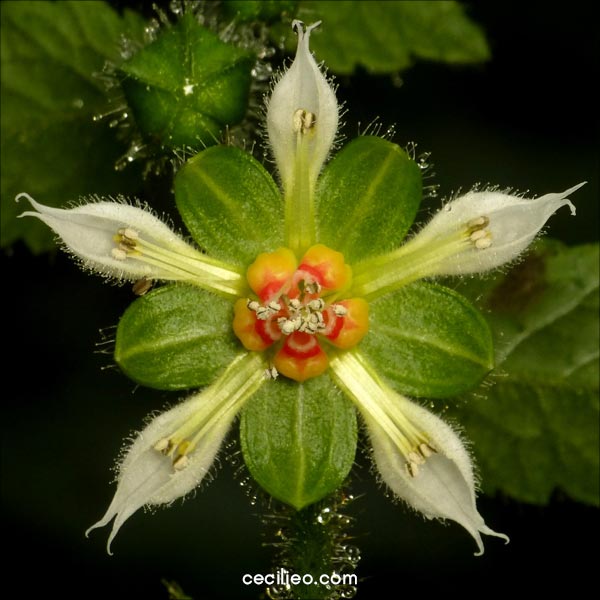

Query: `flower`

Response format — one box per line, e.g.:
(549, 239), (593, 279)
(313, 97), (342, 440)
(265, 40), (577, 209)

(19, 21), (584, 556)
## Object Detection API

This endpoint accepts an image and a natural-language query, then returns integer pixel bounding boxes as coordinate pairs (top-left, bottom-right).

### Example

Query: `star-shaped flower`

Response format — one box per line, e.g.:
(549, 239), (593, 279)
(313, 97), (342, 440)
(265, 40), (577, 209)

(18, 20), (583, 556)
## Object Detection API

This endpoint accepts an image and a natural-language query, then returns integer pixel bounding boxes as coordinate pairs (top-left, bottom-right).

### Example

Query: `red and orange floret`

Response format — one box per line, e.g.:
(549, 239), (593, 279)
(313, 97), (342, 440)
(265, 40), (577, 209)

(233, 244), (369, 381)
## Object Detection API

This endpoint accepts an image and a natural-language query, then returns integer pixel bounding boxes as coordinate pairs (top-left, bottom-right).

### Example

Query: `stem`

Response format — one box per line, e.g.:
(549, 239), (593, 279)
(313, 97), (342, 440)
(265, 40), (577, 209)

(262, 489), (360, 600)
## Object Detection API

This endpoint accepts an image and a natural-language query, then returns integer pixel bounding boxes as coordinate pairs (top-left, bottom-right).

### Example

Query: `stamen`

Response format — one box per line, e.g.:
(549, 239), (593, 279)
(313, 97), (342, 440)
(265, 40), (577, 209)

(120, 227), (139, 240)
(111, 248), (127, 261)
(173, 455), (189, 470)
(475, 236), (492, 249)
(419, 442), (437, 458)
(469, 229), (488, 242)
(308, 298), (325, 311)
(153, 438), (170, 452)
(406, 461), (420, 478)
(264, 366), (279, 380)
(293, 108), (316, 134)
(404, 440), (439, 478)
(332, 304), (348, 317)
(465, 215), (492, 250)
(408, 451), (426, 466)
(467, 216), (490, 230)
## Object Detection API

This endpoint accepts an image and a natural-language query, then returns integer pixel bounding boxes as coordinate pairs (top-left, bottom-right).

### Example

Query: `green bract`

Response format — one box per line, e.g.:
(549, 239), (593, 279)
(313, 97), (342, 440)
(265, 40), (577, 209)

(240, 375), (357, 509)
(115, 285), (239, 390)
(316, 136), (421, 263)
(362, 282), (493, 398)
(175, 146), (284, 266)
(120, 13), (253, 150)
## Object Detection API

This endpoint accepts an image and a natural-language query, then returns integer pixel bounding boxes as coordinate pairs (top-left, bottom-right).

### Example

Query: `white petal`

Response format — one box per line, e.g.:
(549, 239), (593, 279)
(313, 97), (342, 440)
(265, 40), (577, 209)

(329, 351), (508, 555)
(86, 353), (266, 554)
(365, 399), (509, 555)
(85, 392), (229, 554)
(17, 193), (195, 279)
(417, 183), (585, 275)
(16, 193), (244, 295)
(267, 21), (338, 191)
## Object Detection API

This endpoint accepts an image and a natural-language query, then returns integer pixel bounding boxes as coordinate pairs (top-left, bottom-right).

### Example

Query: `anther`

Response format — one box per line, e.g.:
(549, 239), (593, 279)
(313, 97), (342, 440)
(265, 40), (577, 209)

(278, 318), (296, 335)
(467, 216), (489, 229)
(264, 366), (279, 380)
(308, 298), (325, 311)
(475, 236), (492, 250)
(173, 455), (189, 470)
(247, 299), (260, 312)
(153, 438), (170, 452)
(111, 248), (127, 261)
(419, 442), (437, 458)
(255, 306), (270, 320)
(408, 451), (426, 466)
(293, 108), (316, 134)
(288, 298), (301, 311)
(406, 461), (420, 478)
(268, 301), (282, 312)
(469, 229), (488, 242)
(332, 304), (348, 317)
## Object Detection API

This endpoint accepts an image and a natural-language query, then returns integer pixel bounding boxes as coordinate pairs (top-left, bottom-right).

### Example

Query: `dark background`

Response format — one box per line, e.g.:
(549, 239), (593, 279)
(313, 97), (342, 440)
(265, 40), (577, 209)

(3, 2), (598, 599)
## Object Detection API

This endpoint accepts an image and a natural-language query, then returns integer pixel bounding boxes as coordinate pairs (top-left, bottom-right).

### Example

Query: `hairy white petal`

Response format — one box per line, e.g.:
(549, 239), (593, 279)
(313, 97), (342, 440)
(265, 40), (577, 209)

(330, 351), (507, 555)
(86, 353), (266, 554)
(267, 20), (338, 191)
(416, 183), (585, 275)
(365, 399), (509, 555)
(85, 392), (229, 554)
(16, 193), (243, 295)
(17, 193), (198, 280)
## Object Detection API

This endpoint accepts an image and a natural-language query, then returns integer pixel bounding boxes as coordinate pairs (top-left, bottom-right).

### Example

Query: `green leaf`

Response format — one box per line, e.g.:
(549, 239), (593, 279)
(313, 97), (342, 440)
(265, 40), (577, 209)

(115, 284), (240, 390)
(1, 0), (145, 253)
(316, 136), (421, 264)
(449, 242), (599, 505)
(273, 0), (489, 75)
(120, 13), (253, 150)
(240, 374), (357, 509)
(175, 146), (284, 267)
(360, 282), (494, 398)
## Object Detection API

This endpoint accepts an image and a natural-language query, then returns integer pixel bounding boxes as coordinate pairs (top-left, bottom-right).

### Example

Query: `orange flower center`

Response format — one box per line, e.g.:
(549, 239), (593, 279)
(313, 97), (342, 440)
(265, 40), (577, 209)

(233, 244), (369, 381)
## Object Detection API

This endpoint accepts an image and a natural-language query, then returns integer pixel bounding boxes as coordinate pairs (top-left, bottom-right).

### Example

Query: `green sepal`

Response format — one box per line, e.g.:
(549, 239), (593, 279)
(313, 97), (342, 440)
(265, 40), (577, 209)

(240, 374), (357, 510)
(175, 145), (284, 267)
(316, 136), (421, 264)
(360, 282), (494, 398)
(120, 13), (253, 149)
(114, 284), (240, 390)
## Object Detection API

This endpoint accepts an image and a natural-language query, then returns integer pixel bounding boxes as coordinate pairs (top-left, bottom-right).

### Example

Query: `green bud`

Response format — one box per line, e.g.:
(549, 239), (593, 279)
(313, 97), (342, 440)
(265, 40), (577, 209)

(120, 13), (253, 150)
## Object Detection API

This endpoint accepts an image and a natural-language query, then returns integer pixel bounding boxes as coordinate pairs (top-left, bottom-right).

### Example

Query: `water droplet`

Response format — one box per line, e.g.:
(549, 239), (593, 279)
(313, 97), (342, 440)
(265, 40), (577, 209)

(169, 0), (183, 15)
(391, 72), (403, 88)
(251, 62), (274, 82)
(317, 507), (332, 524)
(339, 585), (358, 598)
(144, 18), (161, 43)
